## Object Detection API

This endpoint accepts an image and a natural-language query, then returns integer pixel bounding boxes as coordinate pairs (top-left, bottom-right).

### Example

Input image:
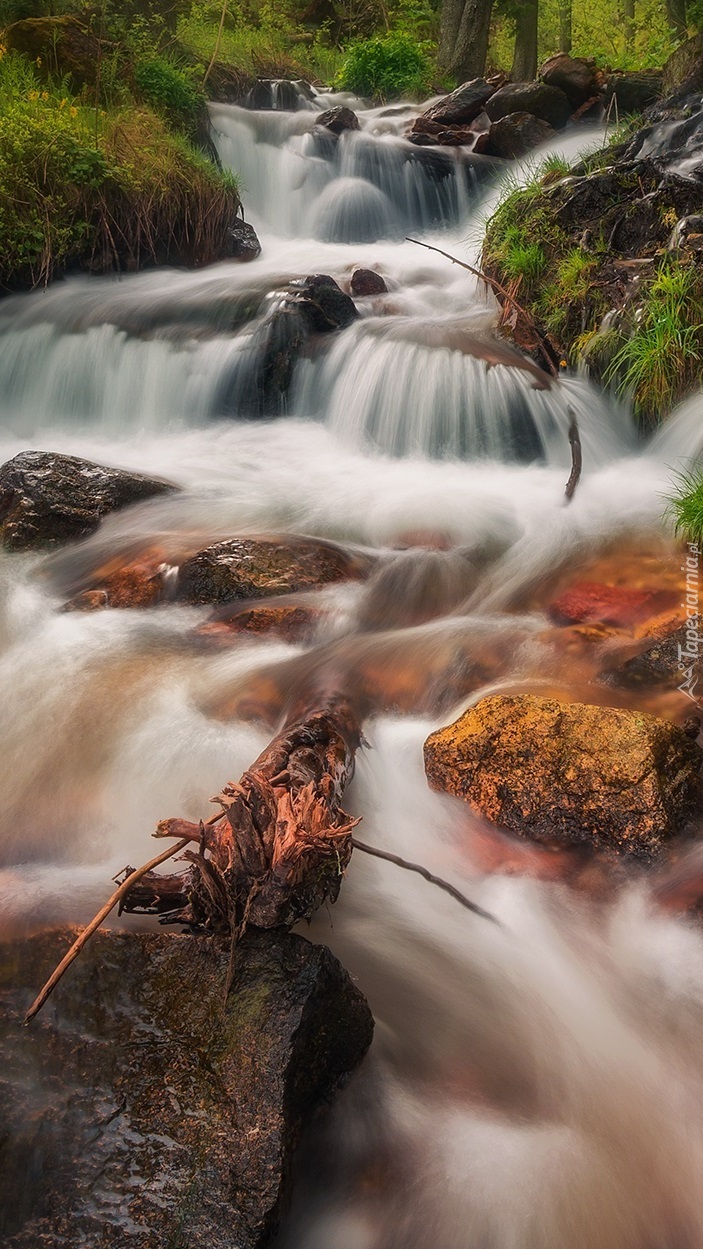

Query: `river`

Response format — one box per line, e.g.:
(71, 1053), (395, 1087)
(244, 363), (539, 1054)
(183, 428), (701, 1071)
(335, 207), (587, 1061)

(2, 86), (703, 1249)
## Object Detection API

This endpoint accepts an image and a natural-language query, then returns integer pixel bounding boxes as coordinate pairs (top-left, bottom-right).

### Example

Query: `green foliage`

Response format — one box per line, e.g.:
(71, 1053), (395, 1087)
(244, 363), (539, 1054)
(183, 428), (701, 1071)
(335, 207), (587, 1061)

(666, 469), (703, 546)
(336, 30), (432, 99)
(488, 0), (679, 75)
(604, 263), (703, 422)
(0, 51), (240, 290)
(133, 55), (204, 134)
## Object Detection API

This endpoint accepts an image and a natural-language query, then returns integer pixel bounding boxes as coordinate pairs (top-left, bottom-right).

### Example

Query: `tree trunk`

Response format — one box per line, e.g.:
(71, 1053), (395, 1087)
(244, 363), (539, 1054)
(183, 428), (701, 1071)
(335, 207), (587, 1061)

(622, 0), (635, 53)
(511, 0), (539, 81)
(559, 0), (572, 52)
(122, 692), (363, 935)
(666, 0), (687, 41)
(440, 0), (494, 82)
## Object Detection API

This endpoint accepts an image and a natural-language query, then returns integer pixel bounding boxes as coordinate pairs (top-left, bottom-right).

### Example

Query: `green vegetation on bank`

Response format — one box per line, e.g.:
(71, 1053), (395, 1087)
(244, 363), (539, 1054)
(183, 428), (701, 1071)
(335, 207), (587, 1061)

(667, 469), (703, 544)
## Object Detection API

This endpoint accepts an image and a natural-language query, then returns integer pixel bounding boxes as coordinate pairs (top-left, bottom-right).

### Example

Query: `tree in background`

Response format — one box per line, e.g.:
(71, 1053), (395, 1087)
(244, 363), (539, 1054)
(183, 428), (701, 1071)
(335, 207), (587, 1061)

(666, 0), (687, 37)
(559, 0), (572, 49)
(439, 0), (494, 78)
(511, 0), (539, 76)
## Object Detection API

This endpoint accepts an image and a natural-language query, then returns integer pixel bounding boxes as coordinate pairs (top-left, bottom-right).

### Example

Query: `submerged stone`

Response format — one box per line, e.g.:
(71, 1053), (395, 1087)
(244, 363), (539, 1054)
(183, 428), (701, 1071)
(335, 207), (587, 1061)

(0, 451), (177, 551)
(177, 535), (366, 604)
(0, 928), (373, 1248)
(424, 693), (703, 861)
(315, 106), (360, 133)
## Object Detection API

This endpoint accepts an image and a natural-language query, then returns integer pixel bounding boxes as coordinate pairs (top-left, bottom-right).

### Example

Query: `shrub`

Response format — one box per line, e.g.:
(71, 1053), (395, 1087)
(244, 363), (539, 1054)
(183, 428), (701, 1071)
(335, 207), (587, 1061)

(666, 469), (703, 546)
(133, 55), (204, 134)
(336, 31), (432, 100)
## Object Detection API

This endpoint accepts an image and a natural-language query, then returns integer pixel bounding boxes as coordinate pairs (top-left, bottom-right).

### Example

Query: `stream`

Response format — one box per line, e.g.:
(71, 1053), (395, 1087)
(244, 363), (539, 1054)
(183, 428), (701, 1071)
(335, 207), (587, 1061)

(3, 85), (703, 1248)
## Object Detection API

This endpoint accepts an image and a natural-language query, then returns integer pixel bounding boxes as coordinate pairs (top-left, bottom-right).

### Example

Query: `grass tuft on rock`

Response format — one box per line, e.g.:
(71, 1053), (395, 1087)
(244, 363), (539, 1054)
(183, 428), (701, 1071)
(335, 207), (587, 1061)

(666, 468), (703, 546)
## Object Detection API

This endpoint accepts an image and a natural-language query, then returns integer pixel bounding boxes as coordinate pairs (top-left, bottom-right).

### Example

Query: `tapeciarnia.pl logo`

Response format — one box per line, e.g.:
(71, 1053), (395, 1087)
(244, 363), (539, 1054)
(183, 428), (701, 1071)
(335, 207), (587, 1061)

(679, 541), (701, 704)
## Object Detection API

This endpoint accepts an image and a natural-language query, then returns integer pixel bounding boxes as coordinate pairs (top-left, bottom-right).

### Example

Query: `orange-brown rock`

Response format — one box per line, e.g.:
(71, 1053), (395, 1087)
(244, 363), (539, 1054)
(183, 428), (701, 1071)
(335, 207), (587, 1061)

(63, 554), (166, 611)
(424, 694), (703, 861)
(548, 580), (677, 629)
(177, 536), (367, 606)
(196, 603), (320, 644)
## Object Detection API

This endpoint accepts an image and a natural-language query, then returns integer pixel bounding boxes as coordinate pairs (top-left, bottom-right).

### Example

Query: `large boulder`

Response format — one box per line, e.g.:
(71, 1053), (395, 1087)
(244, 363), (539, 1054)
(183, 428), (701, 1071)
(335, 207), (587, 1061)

(486, 112), (556, 158)
(4, 17), (104, 89)
(0, 928), (373, 1248)
(177, 535), (366, 604)
(539, 53), (604, 109)
(486, 81), (573, 129)
(419, 77), (501, 126)
(0, 451), (177, 551)
(424, 693), (702, 861)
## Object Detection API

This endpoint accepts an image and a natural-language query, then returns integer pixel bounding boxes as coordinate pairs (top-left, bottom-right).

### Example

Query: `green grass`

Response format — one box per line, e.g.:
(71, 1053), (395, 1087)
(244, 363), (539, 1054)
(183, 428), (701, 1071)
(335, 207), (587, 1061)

(335, 30), (433, 100)
(604, 264), (703, 423)
(666, 469), (703, 545)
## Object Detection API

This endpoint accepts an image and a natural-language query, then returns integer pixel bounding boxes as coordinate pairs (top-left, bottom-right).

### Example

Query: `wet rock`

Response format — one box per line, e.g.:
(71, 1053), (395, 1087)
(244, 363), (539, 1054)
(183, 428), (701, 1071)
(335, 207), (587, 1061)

(177, 535), (365, 604)
(226, 219), (262, 262)
(405, 144), (456, 181)
(196, 602), (321, 644)
(667, 213), (703, 250)
(485, 82), (572, 130)
(0, 927), (373, 1248)
(539, 53), (604, 109)
(4, 16), (103, 88)
(292, 274), (359, 332)
(419, 77), (502, 127)
(350, 268), (388, 296)
(0, 451), (177, 552)
(409, 116), (480, 146)
(62, 554), (167, 611)
(603, 71), (662, 115)
(547, 580), (674, 629)
(605, 622), (703, 692)
(424, 693), (703, 861)
(315, 106), (360, 134)
(486, 112), (556, 159)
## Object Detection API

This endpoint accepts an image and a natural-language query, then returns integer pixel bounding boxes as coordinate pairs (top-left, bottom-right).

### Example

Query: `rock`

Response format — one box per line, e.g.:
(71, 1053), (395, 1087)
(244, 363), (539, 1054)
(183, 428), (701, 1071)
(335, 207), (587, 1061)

(667, 213), (703, 250)
(547, 581), (674, 629)
(539, 53), (604, 109)
(226, 219), (262, 262)
(62, 553), (167, 611)
(315, 106), (360, 134)
(177, 535), (365, 604)
(485, 82), (573, 129)
(350, 268), (388, 296)
(424, 693), (703, 861)
(605, 622), (702, 692)
(0, 451), (177, 552)
(603, 71), (662, 115)
(245, 78), (308, 110)
(419, 77), (502, 126)
(292, 274), (359, 332)
(663, 32), (703, 96)
(409, 116), (482, 146)
(196, 602), (321, 644)
(486, 112), (556, 158)
(0, 928), (373, 1248)
(4, 16), (104, 89)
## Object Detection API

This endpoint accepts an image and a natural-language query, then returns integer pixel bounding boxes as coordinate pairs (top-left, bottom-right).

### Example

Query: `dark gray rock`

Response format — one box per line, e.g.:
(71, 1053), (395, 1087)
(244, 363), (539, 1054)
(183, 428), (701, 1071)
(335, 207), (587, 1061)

(0, 451), (177, 551)
(177, 534), (365, 604)
(539, 53), (604, 108)
(227, 219), (262, 261)
(315, 106), (360, 134)
(603, 71), (662, 115)
(420, 77), (500, 126)
(604, 623), (702, 693)
(350, 267), (388, 296)
(487, 111), (556, 158)
(486, 81), (572, 129)
(292, 274), (359, 332)
(0, 928), (373, 1249)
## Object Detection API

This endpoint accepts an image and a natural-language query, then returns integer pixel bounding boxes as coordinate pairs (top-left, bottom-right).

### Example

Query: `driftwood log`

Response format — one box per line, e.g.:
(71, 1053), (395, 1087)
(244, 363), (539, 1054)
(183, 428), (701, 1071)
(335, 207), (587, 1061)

(122, 693), (363, 934)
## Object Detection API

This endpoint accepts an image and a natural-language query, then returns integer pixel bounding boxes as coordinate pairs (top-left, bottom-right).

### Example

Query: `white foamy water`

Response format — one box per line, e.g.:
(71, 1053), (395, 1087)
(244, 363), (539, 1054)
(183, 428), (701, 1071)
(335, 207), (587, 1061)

(1, 83), (703, 1249)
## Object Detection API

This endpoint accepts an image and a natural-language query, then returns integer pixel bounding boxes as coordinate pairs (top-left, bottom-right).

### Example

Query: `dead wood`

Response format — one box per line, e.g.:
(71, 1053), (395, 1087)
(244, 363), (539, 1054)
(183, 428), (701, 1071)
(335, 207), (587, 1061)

(121, 693), (363, 934)
(564, 407), (582, 503)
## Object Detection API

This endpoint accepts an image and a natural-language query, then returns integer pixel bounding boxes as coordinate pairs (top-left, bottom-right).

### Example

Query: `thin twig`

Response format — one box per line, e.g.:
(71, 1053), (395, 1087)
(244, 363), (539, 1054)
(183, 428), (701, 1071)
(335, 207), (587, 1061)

(351, 837), (500, 925)
(23, 838), (191, 1025)
(564, 406), (582, 502)
(203, 0), (229, 88)
(405, 237), (559, 376)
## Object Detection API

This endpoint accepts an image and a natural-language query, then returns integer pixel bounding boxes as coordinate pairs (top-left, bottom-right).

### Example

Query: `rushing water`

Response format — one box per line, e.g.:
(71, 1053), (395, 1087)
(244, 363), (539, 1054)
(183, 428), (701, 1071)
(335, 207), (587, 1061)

(3, 83), (703, 1249)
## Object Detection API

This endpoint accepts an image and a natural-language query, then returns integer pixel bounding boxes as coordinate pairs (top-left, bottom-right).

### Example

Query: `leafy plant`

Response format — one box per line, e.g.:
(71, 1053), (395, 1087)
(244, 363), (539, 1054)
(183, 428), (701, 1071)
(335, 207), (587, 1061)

(336, 30), (432, 99)
(133, 55), (204, 134)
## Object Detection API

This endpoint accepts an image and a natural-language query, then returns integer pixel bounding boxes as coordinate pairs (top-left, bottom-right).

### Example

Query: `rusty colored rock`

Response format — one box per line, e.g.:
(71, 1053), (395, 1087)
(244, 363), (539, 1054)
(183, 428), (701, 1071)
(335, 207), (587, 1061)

(64, 555), (166, 611)
(196, 603), (321, 644)
(548, 580), (676, 629)
(177, 536), (366, 606)
(424, 694), (703, 861)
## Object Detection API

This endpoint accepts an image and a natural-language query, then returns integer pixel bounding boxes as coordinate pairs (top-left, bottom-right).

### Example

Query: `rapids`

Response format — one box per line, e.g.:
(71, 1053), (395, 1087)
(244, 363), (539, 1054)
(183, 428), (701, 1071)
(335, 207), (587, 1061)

(2, 83), (703, 1249)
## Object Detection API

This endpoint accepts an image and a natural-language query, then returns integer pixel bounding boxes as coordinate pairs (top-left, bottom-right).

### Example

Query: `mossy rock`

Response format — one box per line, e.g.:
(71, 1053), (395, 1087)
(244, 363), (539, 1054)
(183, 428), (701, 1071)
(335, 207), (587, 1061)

(4, 17), (108, 90)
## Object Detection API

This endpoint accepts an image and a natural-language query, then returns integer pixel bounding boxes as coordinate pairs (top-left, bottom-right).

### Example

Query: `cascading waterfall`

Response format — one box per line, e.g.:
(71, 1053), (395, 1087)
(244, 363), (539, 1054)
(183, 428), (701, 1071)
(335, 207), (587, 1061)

(3, 82), (703, 1249)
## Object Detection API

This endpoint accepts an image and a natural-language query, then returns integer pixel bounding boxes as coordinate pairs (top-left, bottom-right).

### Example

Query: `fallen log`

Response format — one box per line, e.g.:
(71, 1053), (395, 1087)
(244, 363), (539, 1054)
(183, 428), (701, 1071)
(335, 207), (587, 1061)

(121, 692), (363, 934)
